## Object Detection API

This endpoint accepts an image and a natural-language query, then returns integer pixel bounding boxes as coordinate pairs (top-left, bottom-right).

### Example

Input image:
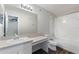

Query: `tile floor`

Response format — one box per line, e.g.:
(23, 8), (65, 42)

(33, 46), (73, 54)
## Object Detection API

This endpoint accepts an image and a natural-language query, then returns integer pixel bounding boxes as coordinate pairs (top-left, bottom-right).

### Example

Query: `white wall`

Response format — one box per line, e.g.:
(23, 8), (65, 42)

(55, 12), (79, 53)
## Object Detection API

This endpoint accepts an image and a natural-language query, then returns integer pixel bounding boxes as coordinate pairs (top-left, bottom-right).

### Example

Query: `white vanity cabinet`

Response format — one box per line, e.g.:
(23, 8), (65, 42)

(18, 42), (32, 54)
(0, 46), (18, 54)
(22, 42), (32, 54)
(0, 41), (32, 54)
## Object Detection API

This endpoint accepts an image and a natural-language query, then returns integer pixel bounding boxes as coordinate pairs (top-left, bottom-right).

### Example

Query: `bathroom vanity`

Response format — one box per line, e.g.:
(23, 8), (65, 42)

(0, 37), (32, 54)
(0, 34), (48, 54)
(0, 5), (49, 54)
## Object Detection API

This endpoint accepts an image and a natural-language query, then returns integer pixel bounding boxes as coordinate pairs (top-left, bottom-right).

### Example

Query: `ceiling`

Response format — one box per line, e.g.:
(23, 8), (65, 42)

(37, 4), (79, 16)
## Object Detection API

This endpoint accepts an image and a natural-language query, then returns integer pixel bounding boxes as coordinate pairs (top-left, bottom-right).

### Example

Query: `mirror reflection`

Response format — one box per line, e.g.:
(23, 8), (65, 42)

(6, 16), (18, 36)
(0, 14), (4, 37)
(0, 14), (3, 24)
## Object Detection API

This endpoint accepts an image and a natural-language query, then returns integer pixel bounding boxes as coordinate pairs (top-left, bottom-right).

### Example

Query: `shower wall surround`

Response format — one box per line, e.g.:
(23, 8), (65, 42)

(55, 12), (79, 53)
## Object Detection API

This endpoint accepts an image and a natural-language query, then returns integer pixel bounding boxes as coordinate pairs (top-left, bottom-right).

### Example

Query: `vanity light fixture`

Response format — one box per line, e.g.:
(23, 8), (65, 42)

(21, 4), (33, 11)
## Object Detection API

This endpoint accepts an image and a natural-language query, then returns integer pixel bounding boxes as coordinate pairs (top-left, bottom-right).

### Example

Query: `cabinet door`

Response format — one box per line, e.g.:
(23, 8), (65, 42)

(0, 46), (18, 54)
(22, 42), (32, 54)
(15, 42), (32, 54)
(0, 42), (32, 54)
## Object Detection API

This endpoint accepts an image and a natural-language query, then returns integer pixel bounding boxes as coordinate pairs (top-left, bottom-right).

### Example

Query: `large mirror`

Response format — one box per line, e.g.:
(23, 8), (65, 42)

(5, 4), (37, 36)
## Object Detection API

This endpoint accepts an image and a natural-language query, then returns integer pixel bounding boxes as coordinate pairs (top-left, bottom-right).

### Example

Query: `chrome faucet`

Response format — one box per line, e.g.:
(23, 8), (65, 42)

(13, 33), (19, 40)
